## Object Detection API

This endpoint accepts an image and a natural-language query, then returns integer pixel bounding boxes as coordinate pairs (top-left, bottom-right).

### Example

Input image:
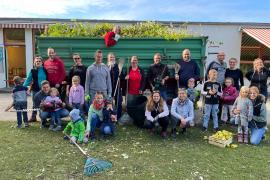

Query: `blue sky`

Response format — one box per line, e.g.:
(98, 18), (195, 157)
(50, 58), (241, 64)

(0, 0), (269, 22)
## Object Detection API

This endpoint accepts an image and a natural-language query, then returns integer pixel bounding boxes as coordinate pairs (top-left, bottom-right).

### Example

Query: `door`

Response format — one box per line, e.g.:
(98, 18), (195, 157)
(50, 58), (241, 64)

(0, 46), (6, 88)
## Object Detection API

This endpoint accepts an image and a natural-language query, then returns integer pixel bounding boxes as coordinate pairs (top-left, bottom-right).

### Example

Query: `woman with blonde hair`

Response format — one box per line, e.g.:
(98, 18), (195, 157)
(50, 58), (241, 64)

(246, 58), (270, 99)
(145, 90), (169, 138)
(248, 86), (267, 145)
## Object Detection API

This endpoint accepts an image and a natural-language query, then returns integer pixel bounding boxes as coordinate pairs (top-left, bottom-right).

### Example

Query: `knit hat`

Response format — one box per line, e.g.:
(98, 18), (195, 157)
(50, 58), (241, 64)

(69, 109), (81, 122)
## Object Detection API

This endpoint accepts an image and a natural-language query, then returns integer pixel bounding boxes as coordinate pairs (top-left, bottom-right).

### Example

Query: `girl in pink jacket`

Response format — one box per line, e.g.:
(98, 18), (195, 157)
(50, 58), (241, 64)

(220, 77), (238, 124)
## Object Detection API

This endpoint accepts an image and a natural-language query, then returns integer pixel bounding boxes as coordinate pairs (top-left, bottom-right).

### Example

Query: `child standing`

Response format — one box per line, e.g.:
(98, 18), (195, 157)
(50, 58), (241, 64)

(63, 109), (85, 144)
(44, 88), (63, 131)
(12, 76), (29, 128)
(186, 78), (200, 109)
(100, 100), (117, 136)
(68, 76), (84, 118)
(232, 86), (253, 143)
(201, 69), (222, 132)
(220, 77), (238, 124)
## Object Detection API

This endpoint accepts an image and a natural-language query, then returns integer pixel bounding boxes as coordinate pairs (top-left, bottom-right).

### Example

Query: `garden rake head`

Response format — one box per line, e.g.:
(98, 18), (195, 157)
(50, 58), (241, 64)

(64, 133), (112, 176)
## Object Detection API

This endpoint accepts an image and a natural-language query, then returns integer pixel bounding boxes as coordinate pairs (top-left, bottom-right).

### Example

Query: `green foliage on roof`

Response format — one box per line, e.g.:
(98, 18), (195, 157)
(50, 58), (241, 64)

(41, 21), (192, 41)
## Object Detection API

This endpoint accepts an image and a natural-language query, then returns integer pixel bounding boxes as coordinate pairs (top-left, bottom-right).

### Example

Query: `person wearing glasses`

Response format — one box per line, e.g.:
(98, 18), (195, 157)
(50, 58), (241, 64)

(145, 90), (169, 138)
(23, 55), (47, 122)
(66, 53), (87, 96)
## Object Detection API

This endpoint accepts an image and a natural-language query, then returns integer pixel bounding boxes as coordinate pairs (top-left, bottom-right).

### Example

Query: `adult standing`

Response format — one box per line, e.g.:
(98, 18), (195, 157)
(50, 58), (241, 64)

(147, 53), (169, 100)
(205, 51), (227, 85)
(34, 80), (69, 128)
(246, 58), (270, 99)
(85, 49), (112, 104)
(23, 56), (47, 122)
(66, 53), (87, 96)
(43, 48), (66, 94)
(175, 49), (200, 88)
(225, 58), (244, 91)
(248, 86), (267, 145)
(107, 52), (122, 119)
(171, 88), (194, 137)
(145, 90), (169, 138)
(124, 56), (145, 104)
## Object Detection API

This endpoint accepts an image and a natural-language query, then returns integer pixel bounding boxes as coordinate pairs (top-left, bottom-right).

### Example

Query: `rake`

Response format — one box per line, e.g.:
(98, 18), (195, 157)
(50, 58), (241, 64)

(64, 133), (112, 176)
(174, 63), (181, 90)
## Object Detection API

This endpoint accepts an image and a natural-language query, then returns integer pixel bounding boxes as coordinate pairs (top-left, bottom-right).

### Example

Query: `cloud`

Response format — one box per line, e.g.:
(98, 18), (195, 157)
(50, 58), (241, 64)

(0, 0), (110, 17)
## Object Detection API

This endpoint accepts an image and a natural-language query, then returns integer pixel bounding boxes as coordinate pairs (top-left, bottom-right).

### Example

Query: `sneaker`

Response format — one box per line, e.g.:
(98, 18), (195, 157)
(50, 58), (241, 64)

(90, 132), (96, 140)
(49, 125), (54, 131)
(214, 128), (220, 132)
(161, 131), (167, 138)
(238, 133), (243, 143)
(171, 128), (177, 138)
(28, 117), (37, 122)
(40, 124), (46, 129)
(24, 123), (29, 128)
(53, 126), (62, 131)
(202, 127), (207, 132)
(16, 125), (22, 128)
(181, 128), (187, 134)
(243, 134), (249, 144)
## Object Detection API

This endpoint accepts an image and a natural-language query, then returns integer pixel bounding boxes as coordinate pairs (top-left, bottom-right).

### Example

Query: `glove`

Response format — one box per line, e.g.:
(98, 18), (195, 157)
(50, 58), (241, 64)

(85, 95), (91, 101)
(114, 34), (120, 41)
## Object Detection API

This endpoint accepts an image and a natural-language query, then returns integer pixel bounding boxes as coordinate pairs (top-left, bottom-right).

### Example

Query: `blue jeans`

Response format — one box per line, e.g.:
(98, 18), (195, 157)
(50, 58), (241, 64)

(203, 104), (219, 129)
(90, 113), (102, 133)
(250, 127), (266, 145)
(40, 108), (69, 126)
(50, 110), (61, 126)
(31, 91), (38, 117)
(160, 89), (167, 101)
(15, 102), (28, 126)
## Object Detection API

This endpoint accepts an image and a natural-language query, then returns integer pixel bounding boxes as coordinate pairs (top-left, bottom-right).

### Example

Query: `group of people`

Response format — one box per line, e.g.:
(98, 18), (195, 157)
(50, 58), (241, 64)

(8, 44), (268, 145)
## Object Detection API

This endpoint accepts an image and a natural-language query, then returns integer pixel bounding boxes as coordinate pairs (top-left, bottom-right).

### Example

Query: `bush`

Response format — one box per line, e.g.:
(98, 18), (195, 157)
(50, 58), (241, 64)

(42, 21), (192, 41)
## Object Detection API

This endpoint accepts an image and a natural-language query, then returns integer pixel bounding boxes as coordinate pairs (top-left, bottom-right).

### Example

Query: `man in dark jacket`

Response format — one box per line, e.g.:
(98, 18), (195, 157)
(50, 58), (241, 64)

(175, 49), (200, 88)
(34, 80), (69, 128)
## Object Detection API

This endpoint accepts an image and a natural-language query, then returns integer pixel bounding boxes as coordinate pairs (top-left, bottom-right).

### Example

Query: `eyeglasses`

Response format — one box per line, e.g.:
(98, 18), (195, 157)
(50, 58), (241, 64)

(73, 57), (81, 60)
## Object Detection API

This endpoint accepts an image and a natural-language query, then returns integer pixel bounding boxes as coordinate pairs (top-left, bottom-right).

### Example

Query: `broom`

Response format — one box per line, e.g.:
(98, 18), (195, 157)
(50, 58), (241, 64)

(174, 63), (181, 90)
(64, 133), (112, 176)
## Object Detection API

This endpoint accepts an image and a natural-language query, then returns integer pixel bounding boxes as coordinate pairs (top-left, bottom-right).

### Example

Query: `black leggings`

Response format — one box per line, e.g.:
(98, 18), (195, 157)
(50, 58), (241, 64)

(145, 116), (169, 132)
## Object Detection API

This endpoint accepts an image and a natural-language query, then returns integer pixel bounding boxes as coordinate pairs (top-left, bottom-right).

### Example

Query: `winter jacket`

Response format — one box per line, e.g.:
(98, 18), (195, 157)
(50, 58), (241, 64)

(171, 98), (194, 122)
(249, 95), (267, 129)
(220, 85), (238, 105)
(232, 97), (253, 127)
(145, 102), (169, 122)
(246, 67), (270, 95)
(64, 119), (85, 143)
(85, 63), (112, 97)
(23, 66), (47, 91)
(12, 85), (28, 104)
(104, 31), (117, 47)
(44, 57), (66, 86)
(206, 60), (227, 84)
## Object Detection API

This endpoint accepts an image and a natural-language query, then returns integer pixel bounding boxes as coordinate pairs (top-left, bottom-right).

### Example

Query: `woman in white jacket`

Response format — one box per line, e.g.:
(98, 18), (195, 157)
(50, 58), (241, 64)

(145, 90), (169, 138)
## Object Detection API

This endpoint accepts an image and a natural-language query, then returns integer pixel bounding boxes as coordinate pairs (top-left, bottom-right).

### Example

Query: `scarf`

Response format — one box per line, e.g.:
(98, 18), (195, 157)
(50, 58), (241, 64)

(93, 100), (104, 110)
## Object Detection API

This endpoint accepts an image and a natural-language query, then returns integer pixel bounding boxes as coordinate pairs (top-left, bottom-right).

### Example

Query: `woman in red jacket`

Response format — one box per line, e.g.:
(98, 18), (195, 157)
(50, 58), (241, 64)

(104, 26), (121, 47)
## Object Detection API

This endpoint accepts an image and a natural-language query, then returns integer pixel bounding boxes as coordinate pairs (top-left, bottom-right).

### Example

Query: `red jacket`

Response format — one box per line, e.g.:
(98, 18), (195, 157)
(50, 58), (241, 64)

(220, 85), (238, 105)
(44, 57), (66, 86)
(104, 31), (117, 47)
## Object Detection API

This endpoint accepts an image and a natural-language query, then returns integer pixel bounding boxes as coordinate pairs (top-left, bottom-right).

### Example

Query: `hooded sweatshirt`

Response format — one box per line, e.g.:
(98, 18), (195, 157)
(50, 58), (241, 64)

(44, 57), (66, 86)
(220, 85), (238, 105)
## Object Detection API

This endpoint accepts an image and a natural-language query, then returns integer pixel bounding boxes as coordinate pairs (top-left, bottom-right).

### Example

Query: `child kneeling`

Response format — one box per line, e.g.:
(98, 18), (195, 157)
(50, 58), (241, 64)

(63, 109), (85, 144)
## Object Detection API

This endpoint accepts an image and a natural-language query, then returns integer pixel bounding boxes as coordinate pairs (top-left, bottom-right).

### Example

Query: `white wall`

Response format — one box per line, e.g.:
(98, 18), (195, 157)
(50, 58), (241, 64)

(0, 29), (6, 88)
(186, 25), (242, 70)
(25, 28), (33, 75)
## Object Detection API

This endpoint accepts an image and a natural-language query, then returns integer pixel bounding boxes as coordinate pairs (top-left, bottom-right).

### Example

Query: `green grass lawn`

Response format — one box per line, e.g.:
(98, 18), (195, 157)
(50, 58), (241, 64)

(0, 121), (270, 180)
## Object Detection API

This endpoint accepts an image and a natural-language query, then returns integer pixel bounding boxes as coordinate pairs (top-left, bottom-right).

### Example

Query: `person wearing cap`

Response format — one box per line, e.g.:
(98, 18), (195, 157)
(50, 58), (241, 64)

(63, 109), (85, 144)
